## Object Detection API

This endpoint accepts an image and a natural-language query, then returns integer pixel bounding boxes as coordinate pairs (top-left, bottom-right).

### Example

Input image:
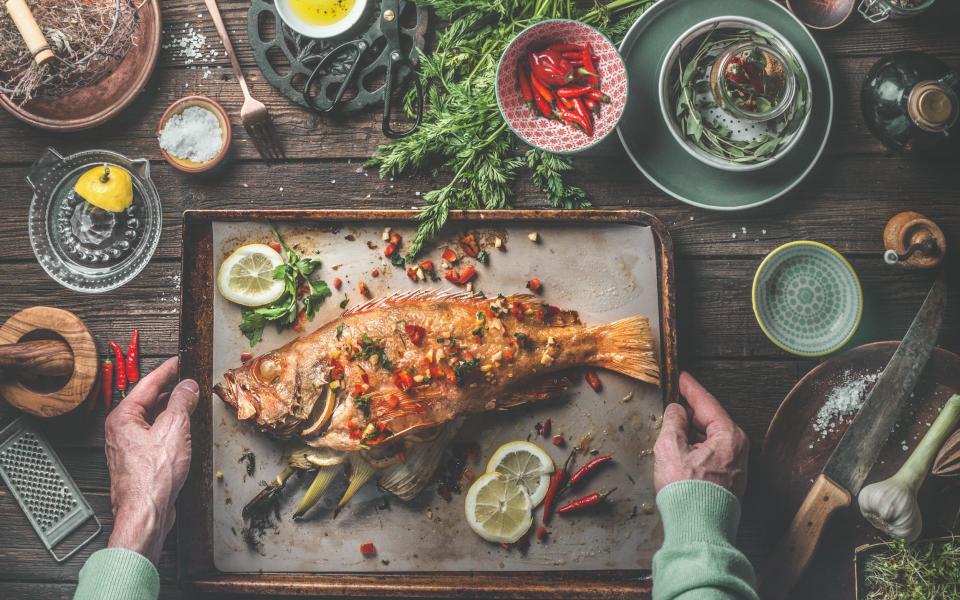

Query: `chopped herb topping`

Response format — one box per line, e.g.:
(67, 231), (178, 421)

(353, 335), (393, 370)
(390, 253), (406, 268)
(452, 357), (481, 386)
(353, 395), (372, 419)
(476, 250), (489, 264)
(336, 324), (345, 340)
(514, 332), (533, 350)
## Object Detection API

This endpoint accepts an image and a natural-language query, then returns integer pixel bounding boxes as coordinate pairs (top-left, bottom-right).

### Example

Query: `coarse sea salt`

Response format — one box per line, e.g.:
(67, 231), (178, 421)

(159, 106), (223, 163)
(812, 370), (880, 440)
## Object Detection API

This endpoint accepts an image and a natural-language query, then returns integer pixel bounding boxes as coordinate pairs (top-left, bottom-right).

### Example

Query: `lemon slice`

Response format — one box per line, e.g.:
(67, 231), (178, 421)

(217, 244), (285, 306)
(464, 472), (533, 543)
(485, 440), (554, 507)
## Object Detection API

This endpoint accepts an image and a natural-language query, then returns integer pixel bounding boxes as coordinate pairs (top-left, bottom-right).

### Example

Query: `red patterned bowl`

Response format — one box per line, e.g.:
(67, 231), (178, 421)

(496, 19), (628, 154)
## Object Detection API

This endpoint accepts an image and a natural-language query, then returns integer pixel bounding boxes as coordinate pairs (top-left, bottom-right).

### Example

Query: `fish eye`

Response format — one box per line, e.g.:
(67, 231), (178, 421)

(257, 356), (282, 382)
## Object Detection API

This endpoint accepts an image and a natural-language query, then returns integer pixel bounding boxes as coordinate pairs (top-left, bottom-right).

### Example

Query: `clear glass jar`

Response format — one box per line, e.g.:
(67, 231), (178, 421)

(859, 0), (936, 23)
(708, 42), (797, 123)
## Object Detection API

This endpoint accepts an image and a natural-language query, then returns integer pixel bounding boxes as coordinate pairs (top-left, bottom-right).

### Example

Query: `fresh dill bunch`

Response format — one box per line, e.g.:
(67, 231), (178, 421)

(367, 0), (655, 258)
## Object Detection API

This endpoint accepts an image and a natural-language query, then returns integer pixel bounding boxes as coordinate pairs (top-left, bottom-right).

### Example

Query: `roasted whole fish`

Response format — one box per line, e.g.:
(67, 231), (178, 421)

(214, 289), (658, 517)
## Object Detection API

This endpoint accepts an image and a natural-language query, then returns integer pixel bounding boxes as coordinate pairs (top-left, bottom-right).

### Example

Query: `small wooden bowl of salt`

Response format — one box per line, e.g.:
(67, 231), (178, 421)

(158, 95), (231, 173)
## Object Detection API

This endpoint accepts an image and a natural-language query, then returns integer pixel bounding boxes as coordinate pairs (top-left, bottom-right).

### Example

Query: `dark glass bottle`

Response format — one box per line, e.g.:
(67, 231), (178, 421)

(861, 51), (958, 154)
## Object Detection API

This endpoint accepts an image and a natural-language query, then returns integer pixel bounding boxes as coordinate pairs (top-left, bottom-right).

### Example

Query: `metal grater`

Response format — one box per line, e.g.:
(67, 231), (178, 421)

(0, 418), (101, 562)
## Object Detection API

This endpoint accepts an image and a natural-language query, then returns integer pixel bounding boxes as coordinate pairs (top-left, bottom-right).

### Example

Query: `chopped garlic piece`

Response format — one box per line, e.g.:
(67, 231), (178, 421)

(494, 237), (503, 249)
(480, 364), (493, 373)
(528, 232), (539, 242)
(490, 351), (503, 362)
(540, 353), (553, 365)
(413, 374), (425, 383)
(382, 227), (391, 241)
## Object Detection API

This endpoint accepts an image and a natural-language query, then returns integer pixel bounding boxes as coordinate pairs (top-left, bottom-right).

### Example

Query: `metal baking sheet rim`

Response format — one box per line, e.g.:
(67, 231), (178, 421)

(177, 209), (678, 597)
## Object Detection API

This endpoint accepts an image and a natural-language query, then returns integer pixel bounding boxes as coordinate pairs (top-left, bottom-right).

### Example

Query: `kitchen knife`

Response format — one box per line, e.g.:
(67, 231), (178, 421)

(758, 270), (947, 600)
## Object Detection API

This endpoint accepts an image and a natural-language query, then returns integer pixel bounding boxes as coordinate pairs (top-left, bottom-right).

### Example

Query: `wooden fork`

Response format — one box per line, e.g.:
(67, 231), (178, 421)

(203, 0), (284, 162)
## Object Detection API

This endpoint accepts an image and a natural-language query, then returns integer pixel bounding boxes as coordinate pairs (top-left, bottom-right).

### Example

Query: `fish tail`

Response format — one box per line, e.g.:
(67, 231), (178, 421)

(588, 316), (659, 386)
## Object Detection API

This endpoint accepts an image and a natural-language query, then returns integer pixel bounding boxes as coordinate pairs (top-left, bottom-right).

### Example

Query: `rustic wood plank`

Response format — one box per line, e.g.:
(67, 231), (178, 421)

(0, 582), (185, 600)
(0, 152), (957, 262)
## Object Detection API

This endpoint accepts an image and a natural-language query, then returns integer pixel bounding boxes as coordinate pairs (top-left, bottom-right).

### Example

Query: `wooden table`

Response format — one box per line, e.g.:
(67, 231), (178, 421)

(1, 1), (958, 598)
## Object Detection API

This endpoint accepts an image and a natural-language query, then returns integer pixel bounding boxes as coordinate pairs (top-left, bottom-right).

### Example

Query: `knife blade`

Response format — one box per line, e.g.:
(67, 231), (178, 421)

(758, 271), (947, 600)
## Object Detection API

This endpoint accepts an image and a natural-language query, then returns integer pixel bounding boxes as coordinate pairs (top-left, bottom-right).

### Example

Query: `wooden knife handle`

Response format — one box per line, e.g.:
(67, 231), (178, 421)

(757, 474), (852, 600)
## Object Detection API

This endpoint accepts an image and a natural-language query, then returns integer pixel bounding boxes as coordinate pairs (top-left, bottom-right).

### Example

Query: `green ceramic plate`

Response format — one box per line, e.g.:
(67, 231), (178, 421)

(616, 0), (833, 210)
(752, 241), (862, 357)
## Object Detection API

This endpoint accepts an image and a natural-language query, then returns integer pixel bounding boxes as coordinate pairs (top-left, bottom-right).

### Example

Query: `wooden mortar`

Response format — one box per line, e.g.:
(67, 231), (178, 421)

(0, 307), (97, 417)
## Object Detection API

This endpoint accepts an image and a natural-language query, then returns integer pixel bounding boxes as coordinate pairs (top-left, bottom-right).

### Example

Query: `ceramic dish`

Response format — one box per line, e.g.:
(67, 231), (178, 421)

(496, 19), (628, 154)
(275, 0), (368, 39)
(859, 0), (936, 22)
(752, 241), (862, 357)
(658, 17), (812, 172)
(617, 0), (833, 210)
(0, 0), (160, 132)
(157, 96), (232, 173)
(787, 0), (856, 29)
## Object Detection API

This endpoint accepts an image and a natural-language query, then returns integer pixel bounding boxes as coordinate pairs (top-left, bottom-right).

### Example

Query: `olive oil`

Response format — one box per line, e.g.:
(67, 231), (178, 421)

(290, 0), (355, 26)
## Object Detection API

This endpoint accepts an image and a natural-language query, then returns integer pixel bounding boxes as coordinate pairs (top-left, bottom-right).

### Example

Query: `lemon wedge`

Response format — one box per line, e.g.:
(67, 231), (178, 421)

(217, 244), (285, 306)
(464, 472), (533, 543)
(486, 441), (554, 507)
(74, 164), (134, 213)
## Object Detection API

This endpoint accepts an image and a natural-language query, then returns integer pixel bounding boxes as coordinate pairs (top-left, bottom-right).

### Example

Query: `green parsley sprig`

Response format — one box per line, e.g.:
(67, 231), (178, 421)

(367, 0), (655, 259)
(239, 228), (332, 346)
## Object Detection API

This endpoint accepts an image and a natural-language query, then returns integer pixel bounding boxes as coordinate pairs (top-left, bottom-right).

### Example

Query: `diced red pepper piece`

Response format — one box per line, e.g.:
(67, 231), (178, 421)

(552, 435), (564, 447)
(526, 277), (543, 293)
(541, 418), (552, 437)
(389, 232), (402, 246)
(240, 352), (253, 362)
(444, 266), (477, 286)
(585, 369), (603, 392)
(418, 260), (434, 273)
(268, 241), (282, 253)
(441, 247), (458, 264)
(360, 542), (377, 557)
(333, 277), (342, 290)
(393, 370), (414, 391)
(359, 281), (371, 298)
(384, 243), (397, 257)
(459, 234), (480, 258)
(371, 268), (380, 278)
(404, 324), (426, 346)
(406, 266), (418, 281)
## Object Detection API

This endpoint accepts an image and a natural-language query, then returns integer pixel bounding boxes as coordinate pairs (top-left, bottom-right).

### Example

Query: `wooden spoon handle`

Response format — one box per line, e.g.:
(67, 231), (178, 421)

(3, 0), (55, 65)
(757, 474), (852, 600)
(0, 340), (73, 377)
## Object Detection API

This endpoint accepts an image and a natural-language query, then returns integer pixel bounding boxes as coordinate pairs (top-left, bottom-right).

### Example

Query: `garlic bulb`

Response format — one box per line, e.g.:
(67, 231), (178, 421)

(858, 394), (960, 541)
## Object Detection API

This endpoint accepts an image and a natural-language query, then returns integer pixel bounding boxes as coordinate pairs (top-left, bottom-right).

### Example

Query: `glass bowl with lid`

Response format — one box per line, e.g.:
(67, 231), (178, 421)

(658, 16), (813, 172)
(27, 148), (162, 293)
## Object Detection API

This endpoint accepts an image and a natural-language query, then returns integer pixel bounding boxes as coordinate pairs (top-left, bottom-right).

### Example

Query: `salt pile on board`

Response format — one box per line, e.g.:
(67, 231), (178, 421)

(159, 106), (224, 163)
(812, 370), (880, 440)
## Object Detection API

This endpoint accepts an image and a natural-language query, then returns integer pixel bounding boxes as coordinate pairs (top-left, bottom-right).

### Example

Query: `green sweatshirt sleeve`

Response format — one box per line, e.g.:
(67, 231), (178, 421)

(652, 480), (758, 600)
(73, 548), (160, 600)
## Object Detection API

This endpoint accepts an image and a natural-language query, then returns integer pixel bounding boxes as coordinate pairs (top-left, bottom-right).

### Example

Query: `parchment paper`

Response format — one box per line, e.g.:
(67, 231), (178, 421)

(211, 221), (664, 573)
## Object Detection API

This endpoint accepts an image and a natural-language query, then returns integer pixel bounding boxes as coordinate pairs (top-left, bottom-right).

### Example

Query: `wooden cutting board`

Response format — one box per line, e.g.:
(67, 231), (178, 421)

(760, 341), (960, 598)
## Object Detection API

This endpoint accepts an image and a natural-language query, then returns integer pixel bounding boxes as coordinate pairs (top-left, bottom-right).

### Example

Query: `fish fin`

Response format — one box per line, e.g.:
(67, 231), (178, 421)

(499, 374), (572, 408)
(379, 420), (463, 501)
(500, 294), (581, 326)
(342, 289), (482, 317)
(588, 315), (659, 385)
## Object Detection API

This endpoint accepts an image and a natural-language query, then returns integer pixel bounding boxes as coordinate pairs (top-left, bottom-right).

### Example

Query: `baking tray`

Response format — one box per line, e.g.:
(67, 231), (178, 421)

(178, 209), (678, 598)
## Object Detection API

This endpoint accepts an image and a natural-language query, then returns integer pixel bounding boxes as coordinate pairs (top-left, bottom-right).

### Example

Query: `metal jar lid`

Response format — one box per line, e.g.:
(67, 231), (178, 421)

(907, 80), (959, 133)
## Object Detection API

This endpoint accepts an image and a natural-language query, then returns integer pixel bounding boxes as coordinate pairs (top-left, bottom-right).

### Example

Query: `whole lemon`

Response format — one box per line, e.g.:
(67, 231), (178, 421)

(74, 164), (134, 213)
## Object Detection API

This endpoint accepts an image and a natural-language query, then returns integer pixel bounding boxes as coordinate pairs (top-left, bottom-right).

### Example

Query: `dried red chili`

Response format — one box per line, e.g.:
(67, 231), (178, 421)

(584, 369), (602, 393)
(540, 418), (552, 437)
(108, 341), (127, 397)
(557, 488), (617, 515)
(125, 329), (140, 384)
(569, 455), (613, 488)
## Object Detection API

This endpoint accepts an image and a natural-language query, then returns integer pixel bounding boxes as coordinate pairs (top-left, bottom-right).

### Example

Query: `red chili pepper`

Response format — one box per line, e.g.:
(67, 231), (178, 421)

(557, 108), (591, 135)
(268, 241), (282, 253)
(547, 43), (584, 53)
(360, 542), (377, 557)
(459, 234), (480, 258)
(535, 526), (548, 542)
(529, 73), (553, 103)
(240, 352), (253, 362)
(557, 488), (617, 515)
(542, 452), (574, 524)
(561, 51), (583, 61)
(557, 84), (593, 98)
(108, 341), (127, 396)
(581, 42), (598, 88)
(585, 97), (598, 112)
(125, 329), (140, 384)
(441, 247), (458, 264)
(384, 243), (397, 257)
(586, 89), (610, 103)
(333, 277), (342, 290)
(529, 50), (574, 86)
(569, 455), (613, 488)
(571, 97), (594, 136)
(444, 266), (477, 286)
(517, 65), (533, 108)
(584, 369), (602, 392)
(101, 359), (113, 412)
(526, 277), (543, 293)
(404, 323), (426, 345)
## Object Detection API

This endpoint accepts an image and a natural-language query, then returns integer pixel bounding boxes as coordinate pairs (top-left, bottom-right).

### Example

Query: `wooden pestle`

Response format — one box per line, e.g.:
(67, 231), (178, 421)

(0, 339), (73, 378)
(4, 0), (55, 66)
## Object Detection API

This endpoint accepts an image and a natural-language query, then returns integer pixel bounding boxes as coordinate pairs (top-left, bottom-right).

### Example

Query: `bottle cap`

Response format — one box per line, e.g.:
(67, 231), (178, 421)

(908, 81), (958, 133)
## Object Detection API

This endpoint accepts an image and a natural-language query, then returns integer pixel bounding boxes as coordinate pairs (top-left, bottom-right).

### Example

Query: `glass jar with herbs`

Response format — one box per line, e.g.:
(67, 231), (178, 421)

(858, 0), (936, 23)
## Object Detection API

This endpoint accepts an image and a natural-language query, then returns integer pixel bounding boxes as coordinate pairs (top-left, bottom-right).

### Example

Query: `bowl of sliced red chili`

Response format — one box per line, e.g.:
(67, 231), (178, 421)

(496, 19), (628, 154)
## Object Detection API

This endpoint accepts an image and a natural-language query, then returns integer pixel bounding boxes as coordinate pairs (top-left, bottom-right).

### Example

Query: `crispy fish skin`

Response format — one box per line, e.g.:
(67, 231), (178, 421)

(214, 290), (658, 452)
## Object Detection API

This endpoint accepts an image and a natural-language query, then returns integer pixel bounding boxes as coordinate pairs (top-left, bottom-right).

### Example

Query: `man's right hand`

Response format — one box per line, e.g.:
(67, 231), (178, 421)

(654, 371), (749, 498)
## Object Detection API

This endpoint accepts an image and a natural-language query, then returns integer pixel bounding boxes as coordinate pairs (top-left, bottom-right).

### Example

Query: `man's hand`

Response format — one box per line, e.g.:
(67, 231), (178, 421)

(654, 371), (749, 498)
(104, 357), (199, 565)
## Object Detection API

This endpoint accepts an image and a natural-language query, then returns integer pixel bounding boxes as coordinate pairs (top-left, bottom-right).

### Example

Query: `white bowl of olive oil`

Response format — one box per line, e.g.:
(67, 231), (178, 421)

(276, 0), (367, 39)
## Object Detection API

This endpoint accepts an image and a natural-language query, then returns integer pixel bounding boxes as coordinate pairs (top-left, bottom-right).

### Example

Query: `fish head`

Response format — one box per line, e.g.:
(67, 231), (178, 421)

(214, 351), (328, 437)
